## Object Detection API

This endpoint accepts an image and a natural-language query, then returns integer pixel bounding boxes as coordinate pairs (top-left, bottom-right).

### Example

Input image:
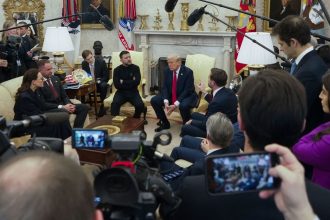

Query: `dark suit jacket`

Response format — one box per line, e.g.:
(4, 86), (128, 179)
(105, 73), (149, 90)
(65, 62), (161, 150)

(18, 35), (36, 70)
(81, 57), (109, 83)
(293, 50), (328, 133)
(14, 89), (44, 120)
(161, 65), (197, 104)
(39, 75), (71, 110)
(165, 175), (330, 220)
(192, 88), (238, 129)
(186, 146), (240, 176)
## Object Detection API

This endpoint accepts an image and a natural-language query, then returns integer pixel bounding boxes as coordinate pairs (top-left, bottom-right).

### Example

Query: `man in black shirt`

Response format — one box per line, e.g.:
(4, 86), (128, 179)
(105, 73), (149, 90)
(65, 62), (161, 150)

(110, 51), (144, 118)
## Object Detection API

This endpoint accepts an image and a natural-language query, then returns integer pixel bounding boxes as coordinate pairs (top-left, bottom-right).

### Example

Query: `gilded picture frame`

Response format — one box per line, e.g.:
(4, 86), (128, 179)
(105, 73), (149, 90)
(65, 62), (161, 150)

(3, 0), (45, 44)
(78, 0), (115, 29)
(263, 0), (301, 32)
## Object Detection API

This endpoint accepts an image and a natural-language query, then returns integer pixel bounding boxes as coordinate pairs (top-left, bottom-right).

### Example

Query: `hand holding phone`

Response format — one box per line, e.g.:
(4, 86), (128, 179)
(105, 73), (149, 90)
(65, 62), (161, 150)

(259, 144), (315, 220)
(206, 152), (281, 194)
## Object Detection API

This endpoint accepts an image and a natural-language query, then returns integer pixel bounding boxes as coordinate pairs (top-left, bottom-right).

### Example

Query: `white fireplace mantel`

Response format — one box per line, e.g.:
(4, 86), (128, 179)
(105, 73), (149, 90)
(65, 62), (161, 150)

(134, 30), (237, 93)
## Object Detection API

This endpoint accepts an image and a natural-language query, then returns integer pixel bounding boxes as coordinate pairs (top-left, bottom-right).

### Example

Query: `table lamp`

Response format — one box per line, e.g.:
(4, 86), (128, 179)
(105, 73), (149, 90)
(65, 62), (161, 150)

(42, 27), (74, 80)
(237, 32), (277, 76)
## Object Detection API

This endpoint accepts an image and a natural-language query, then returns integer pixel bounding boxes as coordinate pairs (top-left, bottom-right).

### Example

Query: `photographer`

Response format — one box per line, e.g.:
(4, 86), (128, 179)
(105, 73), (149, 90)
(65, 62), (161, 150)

(0, 151), (104, 220)
(0, 20), (20, 81)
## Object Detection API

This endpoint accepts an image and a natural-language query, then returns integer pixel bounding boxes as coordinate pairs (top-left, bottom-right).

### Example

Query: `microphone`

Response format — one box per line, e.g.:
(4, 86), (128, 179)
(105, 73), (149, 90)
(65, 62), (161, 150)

(154, 151), (174, 162)
(89, 4), (114, 31)
(187, 5), (207, 26)
(165, 0), (179, 12)
(8, 112), (69, 128)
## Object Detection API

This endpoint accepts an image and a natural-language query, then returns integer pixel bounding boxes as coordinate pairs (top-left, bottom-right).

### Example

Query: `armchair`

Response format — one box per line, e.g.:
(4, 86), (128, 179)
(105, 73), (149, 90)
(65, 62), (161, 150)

(103, 51), (147, 120)
(185, 54), (216, 112)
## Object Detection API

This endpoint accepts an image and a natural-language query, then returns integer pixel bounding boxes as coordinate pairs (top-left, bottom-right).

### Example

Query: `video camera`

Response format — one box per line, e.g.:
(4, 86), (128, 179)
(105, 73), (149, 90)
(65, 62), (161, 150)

(0, 113), (68, 163)
(7, 35), (22, 49)
(78, 129), (180, 220)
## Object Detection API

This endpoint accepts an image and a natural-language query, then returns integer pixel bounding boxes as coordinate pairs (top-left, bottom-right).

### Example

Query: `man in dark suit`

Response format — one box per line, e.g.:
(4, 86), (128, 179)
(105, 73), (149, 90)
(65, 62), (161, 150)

(172, 122), (244, 166)
(81, 49), (108, 116)
(273, 15), (328, 134)
(111, 51), (145, 118)
(17, 22), (37, 71)
(160, 112), (239, 191)
(181, 68), (237, 137)
(164, 70), (330, 220)
(151, 55), (198, 132)
(38, 60), (89, 128)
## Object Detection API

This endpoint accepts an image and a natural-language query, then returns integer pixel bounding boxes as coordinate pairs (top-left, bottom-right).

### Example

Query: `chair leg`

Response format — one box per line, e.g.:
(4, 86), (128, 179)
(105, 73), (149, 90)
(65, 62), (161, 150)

(143, 106), (148, 125)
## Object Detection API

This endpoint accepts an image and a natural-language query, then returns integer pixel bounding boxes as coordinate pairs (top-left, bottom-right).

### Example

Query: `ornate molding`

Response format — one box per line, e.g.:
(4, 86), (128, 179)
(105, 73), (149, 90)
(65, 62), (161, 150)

(3, 0), (45, 44)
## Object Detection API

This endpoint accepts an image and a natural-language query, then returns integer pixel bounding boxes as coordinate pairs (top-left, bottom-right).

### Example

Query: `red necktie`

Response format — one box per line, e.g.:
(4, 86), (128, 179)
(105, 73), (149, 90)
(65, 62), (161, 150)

(172, 71), (177, 104)
(47, 78), (58, 99)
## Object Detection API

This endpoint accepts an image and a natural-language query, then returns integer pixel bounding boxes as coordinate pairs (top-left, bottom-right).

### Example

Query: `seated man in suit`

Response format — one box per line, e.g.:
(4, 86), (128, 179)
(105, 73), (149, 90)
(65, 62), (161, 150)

(165, 69), (330, 220)
(151, 54), (198, 132)
(111, 50), (145, 118)
(160, 112), (239, 191)
(172, 122), (244, 165)
(181, 68), (237, 138)
(81, 49), (108, 116)
(38, 60), (89, 128)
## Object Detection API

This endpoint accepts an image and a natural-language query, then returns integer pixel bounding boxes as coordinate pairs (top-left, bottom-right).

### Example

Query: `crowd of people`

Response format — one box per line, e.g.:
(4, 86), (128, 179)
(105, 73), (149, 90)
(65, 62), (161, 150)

(0, 14), (330, 220)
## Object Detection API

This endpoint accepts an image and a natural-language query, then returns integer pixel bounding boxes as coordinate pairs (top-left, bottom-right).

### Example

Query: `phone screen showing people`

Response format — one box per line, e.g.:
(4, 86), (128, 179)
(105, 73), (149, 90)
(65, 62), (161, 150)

(206, 152), (280, 194)
(72, 129), (108, 149)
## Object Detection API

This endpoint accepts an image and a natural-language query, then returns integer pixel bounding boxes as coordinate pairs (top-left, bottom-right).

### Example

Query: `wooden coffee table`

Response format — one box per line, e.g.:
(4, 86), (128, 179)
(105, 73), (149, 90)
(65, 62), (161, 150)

(76, 116), (145, 167)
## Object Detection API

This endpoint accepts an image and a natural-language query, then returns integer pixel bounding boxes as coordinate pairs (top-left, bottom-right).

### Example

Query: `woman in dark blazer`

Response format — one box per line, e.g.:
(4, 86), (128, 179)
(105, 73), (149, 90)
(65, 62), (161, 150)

(14, 68), (71, 139)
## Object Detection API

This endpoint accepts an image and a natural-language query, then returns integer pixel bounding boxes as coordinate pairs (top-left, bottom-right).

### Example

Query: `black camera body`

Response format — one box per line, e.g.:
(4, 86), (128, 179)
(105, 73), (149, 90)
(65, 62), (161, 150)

(0, 116), (64, 163)
(93, 130), (180, 220)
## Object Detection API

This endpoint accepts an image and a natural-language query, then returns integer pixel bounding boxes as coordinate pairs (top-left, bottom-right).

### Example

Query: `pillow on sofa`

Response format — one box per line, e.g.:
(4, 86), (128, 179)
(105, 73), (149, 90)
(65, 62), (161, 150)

(0, 86), (15, 120)
(1, 76), (23, 98)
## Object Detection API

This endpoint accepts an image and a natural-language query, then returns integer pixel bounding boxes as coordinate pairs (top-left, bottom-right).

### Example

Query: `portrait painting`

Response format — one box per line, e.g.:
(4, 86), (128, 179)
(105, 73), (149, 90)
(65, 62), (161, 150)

(263, 0), (301, 31)
(78, 0), (115, 29)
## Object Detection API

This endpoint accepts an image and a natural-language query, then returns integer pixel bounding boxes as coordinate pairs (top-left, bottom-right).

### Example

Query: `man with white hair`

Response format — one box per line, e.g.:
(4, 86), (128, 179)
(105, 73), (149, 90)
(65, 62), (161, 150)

(151, 54), (198, 132)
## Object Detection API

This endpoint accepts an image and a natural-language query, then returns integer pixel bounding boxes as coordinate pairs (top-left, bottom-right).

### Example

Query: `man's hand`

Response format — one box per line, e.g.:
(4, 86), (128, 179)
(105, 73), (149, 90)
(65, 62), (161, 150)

(0, 59), (8, 67)
(63, 104), (76, 113)
(201, 138), (210, 153)
(197, 82), (206, 93)
(27, 51), (33, 57)
(166, 105), (176, 116)
(259, 144), (315, 220)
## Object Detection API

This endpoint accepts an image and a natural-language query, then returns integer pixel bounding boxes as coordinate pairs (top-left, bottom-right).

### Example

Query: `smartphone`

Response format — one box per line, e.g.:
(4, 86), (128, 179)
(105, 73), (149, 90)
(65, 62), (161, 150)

(72, 129), (108, 149)
(206, 152), (280, 195)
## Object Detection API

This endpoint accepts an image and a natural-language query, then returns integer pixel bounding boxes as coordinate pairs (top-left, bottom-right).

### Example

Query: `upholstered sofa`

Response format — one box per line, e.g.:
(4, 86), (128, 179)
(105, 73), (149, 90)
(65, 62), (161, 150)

(0, 76), (90, 145)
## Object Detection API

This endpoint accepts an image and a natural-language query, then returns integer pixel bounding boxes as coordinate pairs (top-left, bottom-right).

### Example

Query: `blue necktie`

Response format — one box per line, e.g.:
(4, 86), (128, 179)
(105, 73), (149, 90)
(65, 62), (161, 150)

(290, 61), (297, 75)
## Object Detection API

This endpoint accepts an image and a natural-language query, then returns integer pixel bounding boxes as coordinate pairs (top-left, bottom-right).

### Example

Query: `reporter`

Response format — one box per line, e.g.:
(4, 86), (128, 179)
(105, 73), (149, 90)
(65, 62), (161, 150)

(259, 144), (316, 220)
(0, 20), (18, 82)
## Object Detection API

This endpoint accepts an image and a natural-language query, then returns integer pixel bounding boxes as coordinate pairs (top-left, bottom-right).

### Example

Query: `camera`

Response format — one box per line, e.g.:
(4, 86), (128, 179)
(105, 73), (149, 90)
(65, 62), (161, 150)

(72, 128), (107, 149)
(88, 129), (180, 220)
(7, 35), (22, 49)
(0, 115), (64, 163)
(206, 152), (281, 194)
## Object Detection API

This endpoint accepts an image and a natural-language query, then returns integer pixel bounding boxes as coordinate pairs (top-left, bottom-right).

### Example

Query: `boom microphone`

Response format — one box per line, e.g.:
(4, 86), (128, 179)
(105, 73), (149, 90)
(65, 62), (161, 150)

(187, 5), (207, 26)
(8, 112), (69, 129)
(89, 4), (114, 31)
(165, 0), (179, 12)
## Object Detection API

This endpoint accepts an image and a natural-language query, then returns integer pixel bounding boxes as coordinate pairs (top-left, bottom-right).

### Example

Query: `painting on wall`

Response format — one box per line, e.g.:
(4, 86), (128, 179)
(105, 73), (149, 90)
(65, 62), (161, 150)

(263, 0), (301, 31)
(78, 0), (115, 29)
